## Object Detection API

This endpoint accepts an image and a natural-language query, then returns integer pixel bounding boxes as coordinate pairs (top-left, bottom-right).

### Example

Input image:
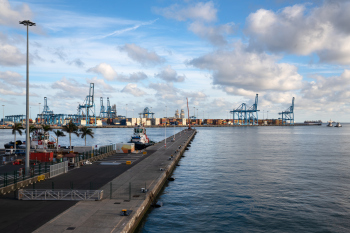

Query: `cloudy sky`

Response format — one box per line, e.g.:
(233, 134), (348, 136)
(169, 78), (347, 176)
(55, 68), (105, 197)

(1, 0), (350, 122)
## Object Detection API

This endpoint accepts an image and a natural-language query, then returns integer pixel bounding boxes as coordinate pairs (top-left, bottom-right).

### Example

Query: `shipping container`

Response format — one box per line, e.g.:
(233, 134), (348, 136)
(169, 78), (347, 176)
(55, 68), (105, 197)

(30, 152), (53, 162)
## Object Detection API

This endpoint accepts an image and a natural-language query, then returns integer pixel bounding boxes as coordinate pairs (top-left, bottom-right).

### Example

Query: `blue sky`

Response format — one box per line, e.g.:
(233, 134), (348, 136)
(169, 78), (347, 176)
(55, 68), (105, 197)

(1, 0), (350, 122)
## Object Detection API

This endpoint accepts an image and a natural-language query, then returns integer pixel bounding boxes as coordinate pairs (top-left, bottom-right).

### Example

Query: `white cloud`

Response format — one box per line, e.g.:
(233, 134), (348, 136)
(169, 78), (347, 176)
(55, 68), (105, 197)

(0, 0), (33, 27)
(153, 1), (217, 22)
(149, 82), (180, 101)
(155, 66), (185, 82)
(0, 37), (26, 66)
(245, 1), (350, 64)
(117, 72), (148, 83)
(0, 71), (24, 87)
(85, 77), (115, 91)
(189, 22), (234, 46)
(301, 70), (350, 102)
(51, 77), (88, 99)
(119, 44), (165, 66)
(121, 83), (147, 97)
(87, 63), (117, 81)
(188, 43), (303, 95)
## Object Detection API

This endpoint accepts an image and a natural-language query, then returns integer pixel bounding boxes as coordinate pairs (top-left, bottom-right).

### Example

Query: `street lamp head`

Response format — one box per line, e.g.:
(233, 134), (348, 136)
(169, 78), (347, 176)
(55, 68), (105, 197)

(19, 20), (36, 26)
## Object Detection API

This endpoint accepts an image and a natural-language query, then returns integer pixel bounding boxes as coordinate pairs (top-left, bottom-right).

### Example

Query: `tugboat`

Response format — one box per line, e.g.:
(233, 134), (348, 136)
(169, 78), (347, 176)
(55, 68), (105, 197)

(327, 119), (333, 127)
(129, 124), (154, 150)
(30, 129), (56, 149)
(334, 122), (342, 127)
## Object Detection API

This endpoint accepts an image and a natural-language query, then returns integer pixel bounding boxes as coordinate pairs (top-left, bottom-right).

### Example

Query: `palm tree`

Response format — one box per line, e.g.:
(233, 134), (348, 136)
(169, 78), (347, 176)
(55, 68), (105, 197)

(62, 121), (79, 152)
(79, 126), (94, 146)
(12, 123), (24, 151)
(42, 125), (52, 149)
(53, 130), (66, 151)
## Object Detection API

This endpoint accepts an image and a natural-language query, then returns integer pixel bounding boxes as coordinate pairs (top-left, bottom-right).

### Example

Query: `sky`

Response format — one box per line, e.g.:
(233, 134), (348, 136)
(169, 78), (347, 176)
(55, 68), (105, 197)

(1, 0), (350, 122)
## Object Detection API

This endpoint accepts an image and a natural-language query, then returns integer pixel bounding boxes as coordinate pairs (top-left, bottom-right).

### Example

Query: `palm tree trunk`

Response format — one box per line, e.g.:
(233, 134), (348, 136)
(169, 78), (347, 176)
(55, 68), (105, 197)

(14, 132), (16, 155)
(69, 133), (72, 152)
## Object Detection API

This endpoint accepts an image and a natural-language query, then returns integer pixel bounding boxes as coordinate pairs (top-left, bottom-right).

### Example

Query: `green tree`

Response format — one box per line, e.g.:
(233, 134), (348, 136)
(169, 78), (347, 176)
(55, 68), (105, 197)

(79, 126), (94, 146)
(12, 123), (24, 151)
(62, 121), (79, 152)
(53, 130), (66, 152)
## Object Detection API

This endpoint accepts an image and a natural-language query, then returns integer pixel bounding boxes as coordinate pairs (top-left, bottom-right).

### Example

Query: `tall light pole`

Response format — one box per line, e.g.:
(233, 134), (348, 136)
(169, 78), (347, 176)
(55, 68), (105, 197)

(2, 105), (4, 125)
(39, 103), (41, 124)
(126, 104), (128, 119)
(20, 20), (35, 176)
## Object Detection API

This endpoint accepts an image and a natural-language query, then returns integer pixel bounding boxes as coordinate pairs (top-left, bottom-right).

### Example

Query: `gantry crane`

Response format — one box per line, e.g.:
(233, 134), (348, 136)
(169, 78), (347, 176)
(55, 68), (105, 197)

(279, 97), (295, 125)
(231, 94), (259, 125)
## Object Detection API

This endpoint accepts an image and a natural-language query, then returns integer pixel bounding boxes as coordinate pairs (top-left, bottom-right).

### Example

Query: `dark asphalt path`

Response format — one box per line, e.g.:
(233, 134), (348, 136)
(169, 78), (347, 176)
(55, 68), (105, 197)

(0, 150), (156, 233)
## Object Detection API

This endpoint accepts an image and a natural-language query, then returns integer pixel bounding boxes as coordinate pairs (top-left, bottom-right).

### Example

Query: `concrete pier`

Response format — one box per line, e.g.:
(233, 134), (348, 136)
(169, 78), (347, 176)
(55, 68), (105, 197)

(32, 128), (196, 233)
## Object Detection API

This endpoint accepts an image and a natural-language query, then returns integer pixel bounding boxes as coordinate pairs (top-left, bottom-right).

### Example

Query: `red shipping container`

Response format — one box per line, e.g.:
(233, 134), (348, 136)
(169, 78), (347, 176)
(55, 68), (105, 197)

(30, 152), (53, 162)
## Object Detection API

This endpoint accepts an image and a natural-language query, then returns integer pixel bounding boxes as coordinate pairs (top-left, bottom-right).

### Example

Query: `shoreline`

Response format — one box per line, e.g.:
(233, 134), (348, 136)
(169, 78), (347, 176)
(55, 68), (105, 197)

(0, 123), (320, 129)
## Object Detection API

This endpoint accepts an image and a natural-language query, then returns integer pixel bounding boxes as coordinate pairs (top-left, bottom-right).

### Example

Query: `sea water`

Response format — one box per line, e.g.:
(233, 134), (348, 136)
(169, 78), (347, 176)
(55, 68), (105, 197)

(138, 125), (350, 233)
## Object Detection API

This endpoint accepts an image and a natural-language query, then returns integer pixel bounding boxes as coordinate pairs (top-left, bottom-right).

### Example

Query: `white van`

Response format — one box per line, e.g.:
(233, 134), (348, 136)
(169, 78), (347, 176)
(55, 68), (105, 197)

(5, 149), (15, 155)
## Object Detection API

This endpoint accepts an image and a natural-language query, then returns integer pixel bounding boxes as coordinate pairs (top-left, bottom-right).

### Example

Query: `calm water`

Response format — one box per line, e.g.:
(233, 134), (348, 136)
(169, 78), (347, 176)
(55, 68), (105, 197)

(138, 125), (350, 233)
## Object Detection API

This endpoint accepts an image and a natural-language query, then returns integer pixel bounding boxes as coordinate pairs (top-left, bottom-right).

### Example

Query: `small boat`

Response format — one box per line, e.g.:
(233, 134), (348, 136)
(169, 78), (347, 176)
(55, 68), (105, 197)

(327, 119), (333, 127)
(129, 124), (154, 150)
(334, 122), (342, 127)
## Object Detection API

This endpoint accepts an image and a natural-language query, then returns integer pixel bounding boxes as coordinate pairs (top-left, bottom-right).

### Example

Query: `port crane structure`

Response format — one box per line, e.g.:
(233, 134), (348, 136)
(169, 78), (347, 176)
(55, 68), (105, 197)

(279, 97), (295, 125)
(77, 83), (96, 126)
(139, 107), (154, 119)
(231, 94), (259, 125)
(37, 97), (66, 125)
(100, 97), (116, 119)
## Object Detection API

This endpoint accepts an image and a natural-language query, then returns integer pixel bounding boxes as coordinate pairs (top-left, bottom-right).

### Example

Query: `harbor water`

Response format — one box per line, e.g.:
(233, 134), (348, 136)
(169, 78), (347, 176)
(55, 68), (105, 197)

(1, 125), (350, 232)
(138, 125), (350, 233)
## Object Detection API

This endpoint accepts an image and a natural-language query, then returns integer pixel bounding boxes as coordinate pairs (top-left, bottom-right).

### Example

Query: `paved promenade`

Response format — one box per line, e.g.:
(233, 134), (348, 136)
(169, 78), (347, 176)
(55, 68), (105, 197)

(33, 129), (195, 233)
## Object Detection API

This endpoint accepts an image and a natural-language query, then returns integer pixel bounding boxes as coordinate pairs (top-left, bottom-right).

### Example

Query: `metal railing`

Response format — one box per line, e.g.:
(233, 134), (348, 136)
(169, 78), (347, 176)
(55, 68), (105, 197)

(18, 189), (103, 201)
(49, 161), (68, 178)
(0, 144), (116, 190)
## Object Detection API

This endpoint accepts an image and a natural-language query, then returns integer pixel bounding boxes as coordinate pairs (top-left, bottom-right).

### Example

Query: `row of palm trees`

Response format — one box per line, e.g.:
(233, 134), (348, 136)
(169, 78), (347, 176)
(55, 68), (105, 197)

(11, 121), (94, 152)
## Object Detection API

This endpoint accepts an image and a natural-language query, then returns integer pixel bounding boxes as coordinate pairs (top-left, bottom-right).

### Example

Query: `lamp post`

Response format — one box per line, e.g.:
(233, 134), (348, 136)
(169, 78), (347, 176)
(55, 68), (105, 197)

(126, 104), (128, 119)
(39, 103), (41, 124)
(20, 19), (36, 176)
(2, 105), (4, 125)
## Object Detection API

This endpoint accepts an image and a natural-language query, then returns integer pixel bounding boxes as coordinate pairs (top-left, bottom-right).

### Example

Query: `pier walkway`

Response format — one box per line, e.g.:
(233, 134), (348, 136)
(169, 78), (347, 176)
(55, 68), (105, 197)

(35, 128), (196, 233)
(0, 129), (196, 233)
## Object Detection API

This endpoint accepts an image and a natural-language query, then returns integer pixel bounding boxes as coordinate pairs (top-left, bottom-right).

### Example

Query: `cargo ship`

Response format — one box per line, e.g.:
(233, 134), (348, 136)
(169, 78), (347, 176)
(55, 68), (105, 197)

(304, 120), (322, 125)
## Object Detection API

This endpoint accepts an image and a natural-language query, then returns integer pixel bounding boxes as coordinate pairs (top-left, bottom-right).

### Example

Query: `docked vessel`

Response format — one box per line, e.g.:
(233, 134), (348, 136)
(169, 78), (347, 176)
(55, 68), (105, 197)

(334, 122), (342, 127)
(129, 124), (154, 150)
(304, 120), (322, 125)
(30, 129), (56, 149)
